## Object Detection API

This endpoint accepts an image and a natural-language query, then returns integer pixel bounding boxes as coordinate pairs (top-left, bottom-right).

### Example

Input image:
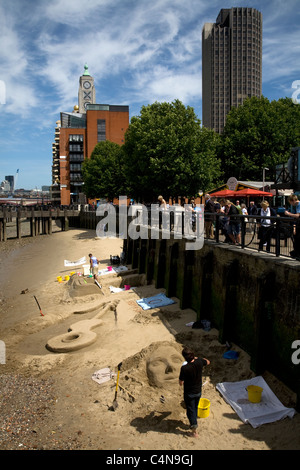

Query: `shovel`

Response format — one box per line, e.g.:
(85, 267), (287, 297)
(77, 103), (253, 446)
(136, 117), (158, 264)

(33, 296), (44, 316)
(111, 362), (122, 411)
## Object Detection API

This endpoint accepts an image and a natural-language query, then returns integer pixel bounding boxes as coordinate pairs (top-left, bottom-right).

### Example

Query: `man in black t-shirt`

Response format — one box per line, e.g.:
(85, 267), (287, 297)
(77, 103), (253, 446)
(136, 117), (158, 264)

(179, 347), (210, 437)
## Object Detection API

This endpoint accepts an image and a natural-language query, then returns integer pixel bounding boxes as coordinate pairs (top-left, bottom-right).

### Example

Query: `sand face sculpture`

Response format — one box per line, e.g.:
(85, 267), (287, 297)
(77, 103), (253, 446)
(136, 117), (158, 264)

(46, 300), (119, 353)
(146, 345), (183, 388)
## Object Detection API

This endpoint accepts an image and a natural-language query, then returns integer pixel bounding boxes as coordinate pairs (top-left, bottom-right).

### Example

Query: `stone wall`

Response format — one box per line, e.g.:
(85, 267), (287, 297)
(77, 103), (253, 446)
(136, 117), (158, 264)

(123, 234), (300, 410)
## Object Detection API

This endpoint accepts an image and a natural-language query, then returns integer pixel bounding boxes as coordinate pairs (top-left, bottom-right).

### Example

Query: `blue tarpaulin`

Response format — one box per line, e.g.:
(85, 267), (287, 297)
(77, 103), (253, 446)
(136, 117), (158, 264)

(136, 293), (175, 310)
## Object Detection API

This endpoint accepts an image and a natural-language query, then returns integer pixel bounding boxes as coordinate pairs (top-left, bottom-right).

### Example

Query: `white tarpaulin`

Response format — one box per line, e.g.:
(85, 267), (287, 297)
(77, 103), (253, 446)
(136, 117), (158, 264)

(64, 256), (86, 267)
(92, 368), (116, 385)
(216, 376), (296, 428)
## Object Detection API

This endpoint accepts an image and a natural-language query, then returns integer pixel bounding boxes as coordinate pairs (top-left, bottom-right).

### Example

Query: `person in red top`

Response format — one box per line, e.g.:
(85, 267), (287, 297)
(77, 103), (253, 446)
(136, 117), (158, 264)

(179, 347), (210, 437)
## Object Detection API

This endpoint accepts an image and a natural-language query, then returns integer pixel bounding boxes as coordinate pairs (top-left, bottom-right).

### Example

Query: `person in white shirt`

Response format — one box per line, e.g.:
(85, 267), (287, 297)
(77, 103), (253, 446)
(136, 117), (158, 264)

(158, 195), (167, 210)
(89, 253), (99, 279)
(257, 201), (276, 252)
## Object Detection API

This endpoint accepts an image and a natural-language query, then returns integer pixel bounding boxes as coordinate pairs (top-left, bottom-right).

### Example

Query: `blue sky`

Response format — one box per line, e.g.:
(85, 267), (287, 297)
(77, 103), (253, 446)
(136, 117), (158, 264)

(0, 0), (299, 190)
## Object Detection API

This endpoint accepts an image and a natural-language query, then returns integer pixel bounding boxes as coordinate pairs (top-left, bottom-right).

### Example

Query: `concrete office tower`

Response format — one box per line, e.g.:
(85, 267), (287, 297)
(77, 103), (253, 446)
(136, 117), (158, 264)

(5, 175), (14, 192)
(202, 7), (262, 134)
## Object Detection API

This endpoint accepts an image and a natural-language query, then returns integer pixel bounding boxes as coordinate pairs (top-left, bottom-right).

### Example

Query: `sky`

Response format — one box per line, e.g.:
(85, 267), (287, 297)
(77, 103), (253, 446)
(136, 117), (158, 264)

(0, 0), (299, 190)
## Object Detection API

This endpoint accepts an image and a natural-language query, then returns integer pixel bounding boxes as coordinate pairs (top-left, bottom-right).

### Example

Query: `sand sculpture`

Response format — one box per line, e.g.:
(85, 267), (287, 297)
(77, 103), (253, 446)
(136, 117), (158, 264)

(67, 275), (103, 297)
(46, 300), (119, 353)
(146, 344), (183, 388)
(119, 341), (184, 393)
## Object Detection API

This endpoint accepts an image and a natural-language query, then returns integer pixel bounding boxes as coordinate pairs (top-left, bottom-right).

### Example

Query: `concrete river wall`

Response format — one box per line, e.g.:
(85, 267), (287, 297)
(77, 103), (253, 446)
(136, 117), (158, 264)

(123, 233), (300, 410)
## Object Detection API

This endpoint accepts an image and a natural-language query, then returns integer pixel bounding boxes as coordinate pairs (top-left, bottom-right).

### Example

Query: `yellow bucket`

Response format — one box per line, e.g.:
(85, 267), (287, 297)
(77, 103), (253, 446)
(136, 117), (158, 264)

(57, 276), (62, 282)
(247, 385), (263, 403)
(64, 275), (70, 281)
(197, 398), (210, 418)
(70, 271), (75, 276)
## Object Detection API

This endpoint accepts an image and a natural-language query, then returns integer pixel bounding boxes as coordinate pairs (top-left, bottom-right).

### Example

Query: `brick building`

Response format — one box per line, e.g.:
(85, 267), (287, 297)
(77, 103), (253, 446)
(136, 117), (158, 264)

(51, 65), (129, 206)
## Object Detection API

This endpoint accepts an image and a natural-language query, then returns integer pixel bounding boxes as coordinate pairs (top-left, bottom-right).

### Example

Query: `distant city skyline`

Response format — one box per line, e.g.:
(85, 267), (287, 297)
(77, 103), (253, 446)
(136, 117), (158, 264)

(0, 0), (299, 189)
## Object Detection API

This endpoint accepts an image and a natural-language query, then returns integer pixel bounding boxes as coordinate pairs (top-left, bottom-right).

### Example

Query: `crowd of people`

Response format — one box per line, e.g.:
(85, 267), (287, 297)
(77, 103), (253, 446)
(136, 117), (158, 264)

(204, 193), (300, 258)
(204, 194), (260, 245)
(155, 193), (300, 258)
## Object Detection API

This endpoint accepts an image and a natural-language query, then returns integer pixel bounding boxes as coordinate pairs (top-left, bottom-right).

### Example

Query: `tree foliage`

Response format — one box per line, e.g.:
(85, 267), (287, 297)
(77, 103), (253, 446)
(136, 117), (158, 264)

(81, 140), (127, 199)
(220, 96), (300, 181)
(123, 100), (222, 202)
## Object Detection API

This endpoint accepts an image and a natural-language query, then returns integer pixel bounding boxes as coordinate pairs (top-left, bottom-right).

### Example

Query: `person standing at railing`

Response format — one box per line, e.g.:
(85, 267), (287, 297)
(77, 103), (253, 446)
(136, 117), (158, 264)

(235, 200), (241, 211)
(247, 201), (258, 234)
(257, 201), (276, 252)
(158, 195), (167, 210)
(204, 194), (215, 239)
(157, 195), (168, 230)
(241, 203), (248, 220)
(285, 194), (300, 218)
(216, 199), (230, 243)
(225, 200), (241, 245)
(284, 194), (300, 259)
(187, 198), (197, 233)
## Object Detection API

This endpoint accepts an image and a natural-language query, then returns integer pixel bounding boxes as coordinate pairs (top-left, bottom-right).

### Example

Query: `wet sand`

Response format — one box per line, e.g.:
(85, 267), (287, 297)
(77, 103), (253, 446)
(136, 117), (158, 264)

(0, 228), (299, 451)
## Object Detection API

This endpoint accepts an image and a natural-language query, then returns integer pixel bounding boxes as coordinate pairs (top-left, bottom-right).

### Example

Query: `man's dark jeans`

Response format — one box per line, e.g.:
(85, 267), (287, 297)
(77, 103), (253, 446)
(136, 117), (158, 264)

(184, 392), (201, 428)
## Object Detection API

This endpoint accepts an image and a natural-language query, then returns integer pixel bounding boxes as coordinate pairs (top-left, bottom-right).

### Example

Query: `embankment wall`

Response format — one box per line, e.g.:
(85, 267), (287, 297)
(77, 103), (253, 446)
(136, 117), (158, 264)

(123, 234), (300, 409)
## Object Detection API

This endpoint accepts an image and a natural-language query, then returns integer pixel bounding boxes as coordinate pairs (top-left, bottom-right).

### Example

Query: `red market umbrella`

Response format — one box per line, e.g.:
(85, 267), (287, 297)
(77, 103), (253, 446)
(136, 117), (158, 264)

(234, 188), (273, 197)
(209, 189), (236, 197)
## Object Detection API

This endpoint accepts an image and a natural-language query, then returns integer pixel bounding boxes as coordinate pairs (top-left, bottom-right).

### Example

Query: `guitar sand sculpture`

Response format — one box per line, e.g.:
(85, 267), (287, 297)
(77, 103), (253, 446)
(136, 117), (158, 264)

(46, 300), (119, 353)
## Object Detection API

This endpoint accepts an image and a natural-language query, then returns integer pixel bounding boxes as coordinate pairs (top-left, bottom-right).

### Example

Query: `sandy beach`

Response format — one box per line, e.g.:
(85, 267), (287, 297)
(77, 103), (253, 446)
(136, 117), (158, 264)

(0, 228), (299, 451)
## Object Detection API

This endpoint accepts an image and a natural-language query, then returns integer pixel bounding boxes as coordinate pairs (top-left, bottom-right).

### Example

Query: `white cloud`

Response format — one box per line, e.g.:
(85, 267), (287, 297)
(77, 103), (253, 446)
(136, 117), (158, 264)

(0, 0), (209, 120)
(29, 1), (207, 115)
(42, 0), (111, 25)
(150, 73), (201, 102)
(1, 0), (300, 189)
(263, 30), (300, 87)
(0, 4), (38, 115)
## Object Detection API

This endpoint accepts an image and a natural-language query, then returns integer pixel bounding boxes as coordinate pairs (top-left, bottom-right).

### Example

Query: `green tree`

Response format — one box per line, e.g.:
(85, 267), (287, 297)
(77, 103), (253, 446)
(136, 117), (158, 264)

(123, 100), (222, 202)
(221, 96), (300, 181)
(193, 126), (223, 193)
(81, 140), (127, 200)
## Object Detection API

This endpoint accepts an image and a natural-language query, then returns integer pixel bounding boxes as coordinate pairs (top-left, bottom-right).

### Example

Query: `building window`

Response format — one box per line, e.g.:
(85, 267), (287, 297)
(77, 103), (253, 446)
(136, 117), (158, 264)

(69, 143), (82, 152)
(69, 154), (84, 162)
(97, 120), (106, 142)
(70, 163), (82, 171)
(69, 134), (83, 142)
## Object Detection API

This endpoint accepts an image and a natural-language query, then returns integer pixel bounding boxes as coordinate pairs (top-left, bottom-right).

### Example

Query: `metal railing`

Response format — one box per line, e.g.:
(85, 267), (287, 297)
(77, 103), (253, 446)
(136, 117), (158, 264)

(213, 213), (296, 258)
(132, 206), (299, 260)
